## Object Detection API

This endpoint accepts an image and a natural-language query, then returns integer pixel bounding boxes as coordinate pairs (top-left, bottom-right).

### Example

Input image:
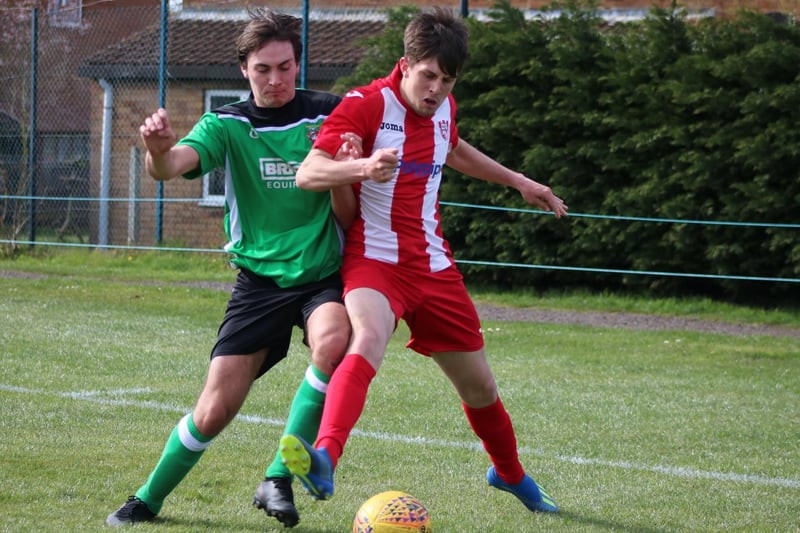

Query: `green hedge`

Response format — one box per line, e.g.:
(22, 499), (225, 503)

(337, 1), (800, 304)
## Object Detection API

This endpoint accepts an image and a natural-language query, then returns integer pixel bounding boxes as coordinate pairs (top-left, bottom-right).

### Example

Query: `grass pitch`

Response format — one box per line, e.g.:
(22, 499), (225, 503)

(1, 250), (798, 532)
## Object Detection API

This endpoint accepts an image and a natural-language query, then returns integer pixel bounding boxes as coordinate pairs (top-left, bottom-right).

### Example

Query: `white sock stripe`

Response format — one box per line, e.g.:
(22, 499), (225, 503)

(305, 365), (328, 394)
(178, 413), (212, 452)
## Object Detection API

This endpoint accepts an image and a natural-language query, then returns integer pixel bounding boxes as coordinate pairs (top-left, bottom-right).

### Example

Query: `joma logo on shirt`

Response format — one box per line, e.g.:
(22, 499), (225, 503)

(380, 122), (404, 133)
(260, 158), (299, 188)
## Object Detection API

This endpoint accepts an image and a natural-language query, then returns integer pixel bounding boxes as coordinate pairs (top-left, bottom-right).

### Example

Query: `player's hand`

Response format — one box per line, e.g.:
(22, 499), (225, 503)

(139, 108), (178, 156)
(364, 148), (399, 183)
(334, 132), (363, 161)
(519, 177), (568, 218)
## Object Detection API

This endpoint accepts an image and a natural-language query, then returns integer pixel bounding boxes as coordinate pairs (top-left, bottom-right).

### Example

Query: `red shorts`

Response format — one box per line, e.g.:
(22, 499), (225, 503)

(342, 257), (484, 356)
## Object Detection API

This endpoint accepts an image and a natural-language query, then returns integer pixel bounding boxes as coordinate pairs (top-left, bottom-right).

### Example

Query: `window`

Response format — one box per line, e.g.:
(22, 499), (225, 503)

(200, 90), (249, 206)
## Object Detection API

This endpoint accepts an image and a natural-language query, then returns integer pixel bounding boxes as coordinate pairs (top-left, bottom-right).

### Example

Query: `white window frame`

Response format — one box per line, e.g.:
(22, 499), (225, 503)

(199, 89), (249, 207)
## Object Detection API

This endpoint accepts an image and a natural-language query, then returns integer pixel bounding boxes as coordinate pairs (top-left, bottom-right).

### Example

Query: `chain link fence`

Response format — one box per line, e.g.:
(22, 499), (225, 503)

(1, 1), (395, 251)
(2, 4), (158, 248)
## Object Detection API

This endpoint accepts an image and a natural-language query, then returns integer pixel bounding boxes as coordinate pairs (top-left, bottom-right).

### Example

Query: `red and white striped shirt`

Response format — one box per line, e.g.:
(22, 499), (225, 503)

(314, 64), (460, 273)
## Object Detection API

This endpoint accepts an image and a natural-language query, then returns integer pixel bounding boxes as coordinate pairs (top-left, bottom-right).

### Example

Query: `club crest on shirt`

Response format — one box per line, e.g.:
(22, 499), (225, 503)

(437, 120), (449, 141)
(306, 125), (320, 143)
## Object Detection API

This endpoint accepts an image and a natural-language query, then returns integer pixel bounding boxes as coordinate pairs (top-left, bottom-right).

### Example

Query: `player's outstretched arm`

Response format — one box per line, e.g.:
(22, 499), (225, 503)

(446, 139), (568, 218)
(139, 108), (199, 181)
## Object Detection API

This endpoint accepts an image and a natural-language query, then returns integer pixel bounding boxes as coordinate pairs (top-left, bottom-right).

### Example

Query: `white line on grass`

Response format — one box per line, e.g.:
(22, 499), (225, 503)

(4, 384), (799, 490)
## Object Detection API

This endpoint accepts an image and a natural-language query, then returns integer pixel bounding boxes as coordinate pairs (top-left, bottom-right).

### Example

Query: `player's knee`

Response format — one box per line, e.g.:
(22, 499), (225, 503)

(310, 335), (349, 375)
(311, 350), (341, 377)
(350, 326), (390, 355)
(192, 403), (236, 437)
(329, 323), (352, 352)
(311, 315), (351, 351)
(459, 377), (498, 408)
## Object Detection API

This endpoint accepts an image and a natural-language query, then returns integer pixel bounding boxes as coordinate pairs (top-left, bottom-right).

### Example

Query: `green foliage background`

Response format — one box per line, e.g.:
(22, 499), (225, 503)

(333, 1), (800, 305)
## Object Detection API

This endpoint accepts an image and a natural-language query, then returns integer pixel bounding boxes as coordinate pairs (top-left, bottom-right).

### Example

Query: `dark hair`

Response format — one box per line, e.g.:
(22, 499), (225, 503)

(236, 8), (303, 66)
(403, 7), (469, 77)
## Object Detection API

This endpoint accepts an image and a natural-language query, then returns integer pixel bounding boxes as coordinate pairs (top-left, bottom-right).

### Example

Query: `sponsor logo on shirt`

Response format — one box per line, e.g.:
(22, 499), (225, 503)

(260, 158), (299, 189)
(397, 158), (443, 179)
(380, 121), (404, 133)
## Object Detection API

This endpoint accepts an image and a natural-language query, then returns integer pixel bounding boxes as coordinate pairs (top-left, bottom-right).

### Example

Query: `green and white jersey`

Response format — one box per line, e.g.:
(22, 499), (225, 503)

(179, 90), (342, 287)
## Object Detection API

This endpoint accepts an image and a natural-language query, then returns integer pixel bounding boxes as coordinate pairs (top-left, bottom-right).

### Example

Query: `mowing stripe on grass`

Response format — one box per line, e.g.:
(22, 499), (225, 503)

(4, 383), (799, 490)
(552, 453), (800, 488)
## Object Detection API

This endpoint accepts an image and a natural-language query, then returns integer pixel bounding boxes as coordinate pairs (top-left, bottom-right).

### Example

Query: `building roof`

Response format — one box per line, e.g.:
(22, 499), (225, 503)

(79, 17), (385, 81)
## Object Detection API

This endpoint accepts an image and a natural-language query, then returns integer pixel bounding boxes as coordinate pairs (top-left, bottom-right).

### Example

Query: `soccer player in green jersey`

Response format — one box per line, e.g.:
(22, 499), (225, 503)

(106, 9), (358, 529)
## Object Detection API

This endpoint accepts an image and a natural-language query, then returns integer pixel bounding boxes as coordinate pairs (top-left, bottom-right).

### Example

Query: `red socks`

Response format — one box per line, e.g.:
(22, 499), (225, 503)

(315, 353), (376, 469)
(315, 356), (523, 485)
(463, 397), (525, 484)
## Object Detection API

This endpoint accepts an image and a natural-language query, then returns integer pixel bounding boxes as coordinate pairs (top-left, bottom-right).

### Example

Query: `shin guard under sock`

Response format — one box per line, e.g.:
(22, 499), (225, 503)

(463, 397), (525, 484)
(135, 413), (212, 514)
(266, 364), (329, 478)
(315, 353), (376, 468)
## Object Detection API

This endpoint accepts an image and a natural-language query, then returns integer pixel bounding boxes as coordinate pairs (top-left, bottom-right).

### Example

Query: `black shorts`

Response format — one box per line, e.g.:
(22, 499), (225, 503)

(210, 268), (344, 378)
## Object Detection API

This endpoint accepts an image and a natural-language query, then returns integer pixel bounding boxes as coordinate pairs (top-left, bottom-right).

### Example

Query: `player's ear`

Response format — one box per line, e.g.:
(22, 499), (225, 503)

(399, 57), (410, 77)
(240, 64), (248, 79)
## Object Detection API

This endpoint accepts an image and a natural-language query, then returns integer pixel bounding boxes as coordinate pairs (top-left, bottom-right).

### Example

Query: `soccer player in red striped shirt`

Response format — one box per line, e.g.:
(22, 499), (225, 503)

(282, 7), (567, 515)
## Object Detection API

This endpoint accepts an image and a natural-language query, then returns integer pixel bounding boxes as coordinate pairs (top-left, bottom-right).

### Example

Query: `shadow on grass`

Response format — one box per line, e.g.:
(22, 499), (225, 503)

(557, 510), (673, 533)
(156, 513), (342, 533)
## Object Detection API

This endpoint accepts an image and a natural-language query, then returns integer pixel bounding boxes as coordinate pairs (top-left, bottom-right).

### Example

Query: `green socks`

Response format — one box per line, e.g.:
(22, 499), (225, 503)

(265, 365), (330, 478)
(132, 364), (330, 513)
(134, 413), (212, 514)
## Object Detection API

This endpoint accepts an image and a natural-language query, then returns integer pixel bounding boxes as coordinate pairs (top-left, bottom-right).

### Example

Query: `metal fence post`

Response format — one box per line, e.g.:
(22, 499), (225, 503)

(301, 0), (309, 89)
(27, 7), (38, 246)
(156, 0), (168, 244)
(98, 78), (113, 247)
(128, 146), (141, 245)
